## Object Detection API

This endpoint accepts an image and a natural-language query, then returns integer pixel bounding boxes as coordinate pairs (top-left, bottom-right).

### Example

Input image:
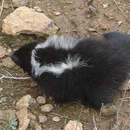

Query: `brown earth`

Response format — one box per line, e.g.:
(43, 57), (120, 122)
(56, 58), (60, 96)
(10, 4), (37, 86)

(0, 0), (130, 130)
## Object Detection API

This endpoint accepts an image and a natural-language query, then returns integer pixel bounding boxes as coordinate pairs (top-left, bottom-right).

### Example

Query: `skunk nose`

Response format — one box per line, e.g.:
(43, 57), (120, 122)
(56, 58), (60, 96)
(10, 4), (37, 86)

(9, 51), (15, 57)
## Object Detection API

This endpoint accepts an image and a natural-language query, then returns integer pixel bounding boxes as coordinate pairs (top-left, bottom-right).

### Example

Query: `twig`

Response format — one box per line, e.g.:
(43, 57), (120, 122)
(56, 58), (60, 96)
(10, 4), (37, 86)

(93, 115), (98, 130)
(116, 90), (126, 126)
(0, 0), (5, 17)
(0, 74), (30, 80)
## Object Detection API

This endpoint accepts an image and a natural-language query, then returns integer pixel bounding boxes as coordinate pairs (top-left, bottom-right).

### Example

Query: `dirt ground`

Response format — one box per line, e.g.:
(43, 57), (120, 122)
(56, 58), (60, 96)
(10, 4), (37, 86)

(0, 0), (130, 130)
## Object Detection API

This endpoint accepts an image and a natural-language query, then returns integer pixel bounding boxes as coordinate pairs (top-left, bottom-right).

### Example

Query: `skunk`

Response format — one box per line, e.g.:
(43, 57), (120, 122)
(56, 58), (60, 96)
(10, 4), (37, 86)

(10, 32), (130, 109)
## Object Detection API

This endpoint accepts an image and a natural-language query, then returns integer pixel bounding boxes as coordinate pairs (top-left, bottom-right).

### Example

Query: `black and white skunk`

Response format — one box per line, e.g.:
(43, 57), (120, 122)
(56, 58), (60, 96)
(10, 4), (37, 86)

(10, 32), (130, 109)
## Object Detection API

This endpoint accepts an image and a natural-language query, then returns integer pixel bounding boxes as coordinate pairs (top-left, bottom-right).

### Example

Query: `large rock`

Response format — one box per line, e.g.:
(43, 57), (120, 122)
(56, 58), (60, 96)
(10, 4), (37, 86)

(2, 6), (58, 35)
(16, 95), (32, 109)
(16, 107), (30, 130)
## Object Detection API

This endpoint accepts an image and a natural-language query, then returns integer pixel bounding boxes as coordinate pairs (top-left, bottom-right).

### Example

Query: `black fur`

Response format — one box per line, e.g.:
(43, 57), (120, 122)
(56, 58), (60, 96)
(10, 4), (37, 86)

(10, 32), (130, 109)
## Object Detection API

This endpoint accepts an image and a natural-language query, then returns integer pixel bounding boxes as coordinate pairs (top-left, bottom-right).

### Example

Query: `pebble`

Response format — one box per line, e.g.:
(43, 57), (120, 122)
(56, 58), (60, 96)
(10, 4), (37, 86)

(35, 123), (42, 130)
(64, 120), (83, 130)
(0, 46), (6, 58)
(39, 115), (47, 123)
(103, 3), (109, 8)
(0, 97), (7, 103)
(53, 11), (61, 16)
(28, 112), (36, 120)
(0, 109), (16, 120)
(40, 104), (53, 112)
(36, 96), (46, 105)
(100, 24), (110, 30)
(34, 6), (42, 12)
(2, 57), (15, 68)
(52, 116), (60, 122)
(88, 28), (97, 32)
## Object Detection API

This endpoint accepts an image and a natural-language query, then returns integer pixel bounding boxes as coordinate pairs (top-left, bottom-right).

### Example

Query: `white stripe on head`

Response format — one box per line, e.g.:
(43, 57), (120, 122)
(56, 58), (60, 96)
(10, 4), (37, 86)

(31, 52), (87, 77)
(35, 35), (79, 50)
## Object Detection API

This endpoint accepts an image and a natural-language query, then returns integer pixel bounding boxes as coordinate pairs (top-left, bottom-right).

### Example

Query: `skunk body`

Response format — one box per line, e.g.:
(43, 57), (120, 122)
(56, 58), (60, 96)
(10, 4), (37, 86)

(10, 32), (130, 109)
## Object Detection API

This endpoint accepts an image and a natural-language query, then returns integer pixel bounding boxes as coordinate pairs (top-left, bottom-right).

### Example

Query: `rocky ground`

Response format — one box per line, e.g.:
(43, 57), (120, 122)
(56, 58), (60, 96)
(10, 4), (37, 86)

(0, 0), (130, 130)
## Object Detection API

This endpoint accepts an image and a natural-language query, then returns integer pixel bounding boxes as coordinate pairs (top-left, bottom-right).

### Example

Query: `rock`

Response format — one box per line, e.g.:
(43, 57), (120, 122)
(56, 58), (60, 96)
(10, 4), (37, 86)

(104, 12), (114, 20)
(36, 96), (46, 105)
(40, 104), (53, 112)
(64, 120), (83, 130)
(0, 46), (6, 58)
(88, 28), (97, 32)
(16, 95), (32, 109)
(12, 0), (28, 7)
(117, 21), (123, 26)
(100, 24), (110, 31)
(16, 107), (30, 130)
(35, 123), (42, 130)
(34, 6), (42, 12)
(39, 115), (47, 123)
(29, 97), (36, 104)
(0, 109), (16, 120)
(2, 6), (58, 36)
(102, 3), (109, 8)
(53, 11), (61, 16)
(52, 116), (60, 122)
(28, 112), (36, 120)
(2, 57), (15, 68)
(101, 105), (117, 117)
(0, 97), (7, 103)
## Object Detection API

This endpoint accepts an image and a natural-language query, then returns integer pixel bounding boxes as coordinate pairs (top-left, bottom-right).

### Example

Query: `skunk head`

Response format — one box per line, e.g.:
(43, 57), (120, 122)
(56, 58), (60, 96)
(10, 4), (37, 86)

(10, 35), (83, 78)
(10, 42), (37, 75)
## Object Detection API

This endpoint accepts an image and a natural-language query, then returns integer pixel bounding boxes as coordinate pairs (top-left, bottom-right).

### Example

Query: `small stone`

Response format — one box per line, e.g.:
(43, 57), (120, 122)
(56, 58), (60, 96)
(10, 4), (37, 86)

(53, 11), (61, 16)
(103, 3), (109, 8)
(12, 0), (29, 7)
(88, 28), (97, 32)
(100, 24), (110, 30)
(117, 21), (123, 26)
(28, 112), (36, 120)
(89, 5), (97, 15)
(0, 88), (3, 93)
(104, 12), (114, 20)
(2, 6), (58, 36)
(35, 123), (42, 130)
(16, 107), (30, 130)
(0, 46), (6, 58)
(16, 95), (32, 109)
(0, 109), (16, 120)
(52, 116), (60, 122)
(36, 96), (46, 104)
(40, 104), (53, 112)
(34, 6), (42, 12)
(39, 115), (47, 123)
(0, 97), (7, 103)
(29, 97), (36, 104)
(64, 120), (83, 130)
(2, 57), (15, 68)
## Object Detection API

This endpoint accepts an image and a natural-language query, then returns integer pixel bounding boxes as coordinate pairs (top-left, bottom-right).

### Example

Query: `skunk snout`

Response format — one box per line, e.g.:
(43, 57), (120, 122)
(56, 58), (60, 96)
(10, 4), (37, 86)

(9, 51), (19, 64)
(9, 51), (15, 57)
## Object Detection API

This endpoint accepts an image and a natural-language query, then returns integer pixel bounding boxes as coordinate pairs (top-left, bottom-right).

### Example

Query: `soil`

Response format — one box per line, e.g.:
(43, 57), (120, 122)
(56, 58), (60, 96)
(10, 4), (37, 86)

(0, 0), (130, 130)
